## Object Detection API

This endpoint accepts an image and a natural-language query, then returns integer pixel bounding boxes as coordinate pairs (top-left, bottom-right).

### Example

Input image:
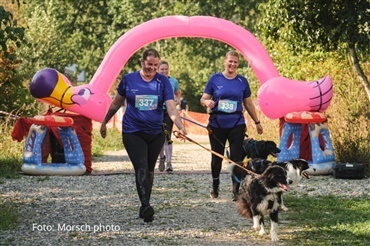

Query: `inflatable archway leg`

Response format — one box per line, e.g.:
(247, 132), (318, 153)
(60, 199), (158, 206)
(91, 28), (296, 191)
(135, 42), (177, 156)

(23, 124), (47, 165)
(309, 122), (335, 163)
(58, 127), (85, 165)
(277, 123), (302, 162)
(278, 121), (335, 175)
(21, 125), (86, 176)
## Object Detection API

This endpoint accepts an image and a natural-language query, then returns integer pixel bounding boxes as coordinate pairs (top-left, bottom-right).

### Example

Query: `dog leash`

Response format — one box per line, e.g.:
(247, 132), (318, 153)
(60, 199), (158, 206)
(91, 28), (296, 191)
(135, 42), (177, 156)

(180, 115), (235, 158)
(173, 131), (257, 176)
(180, 116), (209, 131)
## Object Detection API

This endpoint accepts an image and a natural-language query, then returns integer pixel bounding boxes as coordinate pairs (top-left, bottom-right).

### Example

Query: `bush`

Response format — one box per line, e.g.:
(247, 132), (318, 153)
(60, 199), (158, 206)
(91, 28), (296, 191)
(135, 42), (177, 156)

(0, 118), (23, 178)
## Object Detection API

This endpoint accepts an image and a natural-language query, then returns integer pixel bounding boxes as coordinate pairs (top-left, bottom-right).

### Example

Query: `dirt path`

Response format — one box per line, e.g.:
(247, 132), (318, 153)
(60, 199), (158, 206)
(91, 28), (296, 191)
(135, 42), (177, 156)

(92, 139), (213, 174)
(1, 140), (368, 245)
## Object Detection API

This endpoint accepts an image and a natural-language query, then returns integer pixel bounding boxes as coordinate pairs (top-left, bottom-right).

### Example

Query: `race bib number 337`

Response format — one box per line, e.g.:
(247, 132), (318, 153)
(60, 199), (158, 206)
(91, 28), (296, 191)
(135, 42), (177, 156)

(135, 95), (158, 110)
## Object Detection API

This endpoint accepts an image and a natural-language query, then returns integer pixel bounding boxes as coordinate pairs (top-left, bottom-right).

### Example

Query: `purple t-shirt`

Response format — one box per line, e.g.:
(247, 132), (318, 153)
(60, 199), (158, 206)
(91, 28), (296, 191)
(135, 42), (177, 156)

(117, 71), (174, 134)
(204, 72), (251, 128)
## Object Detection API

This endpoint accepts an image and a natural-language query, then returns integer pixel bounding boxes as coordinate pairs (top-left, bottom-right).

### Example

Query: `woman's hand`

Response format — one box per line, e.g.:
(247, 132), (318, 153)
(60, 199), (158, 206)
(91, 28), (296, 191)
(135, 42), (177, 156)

(203, 99), (215, 109)
(177, 127), (187, 136)
(256, 123), (263, 135)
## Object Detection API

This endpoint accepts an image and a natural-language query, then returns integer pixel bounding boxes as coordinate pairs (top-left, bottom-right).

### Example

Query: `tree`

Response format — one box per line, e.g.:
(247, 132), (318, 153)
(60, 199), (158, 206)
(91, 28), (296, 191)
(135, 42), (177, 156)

(0, 4), (24, 59)
(0, 3), (37, 117)
(257, 0), (370, 101)
(17, 0), (112, 83)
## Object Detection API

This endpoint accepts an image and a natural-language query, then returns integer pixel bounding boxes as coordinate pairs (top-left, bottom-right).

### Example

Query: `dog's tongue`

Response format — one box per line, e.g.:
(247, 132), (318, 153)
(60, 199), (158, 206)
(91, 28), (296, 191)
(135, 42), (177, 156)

(278, 183), (291, 191)
(302, 171), (310, 179)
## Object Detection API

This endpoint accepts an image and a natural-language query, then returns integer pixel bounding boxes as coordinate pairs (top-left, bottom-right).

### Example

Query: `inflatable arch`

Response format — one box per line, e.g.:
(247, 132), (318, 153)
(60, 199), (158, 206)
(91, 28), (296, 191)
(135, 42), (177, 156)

(30, 15), (333, 122)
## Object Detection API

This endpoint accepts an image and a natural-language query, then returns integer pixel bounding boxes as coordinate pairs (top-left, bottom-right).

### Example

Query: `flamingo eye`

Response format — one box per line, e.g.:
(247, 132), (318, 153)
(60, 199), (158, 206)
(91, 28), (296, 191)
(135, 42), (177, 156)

(78, 88), (92, 99)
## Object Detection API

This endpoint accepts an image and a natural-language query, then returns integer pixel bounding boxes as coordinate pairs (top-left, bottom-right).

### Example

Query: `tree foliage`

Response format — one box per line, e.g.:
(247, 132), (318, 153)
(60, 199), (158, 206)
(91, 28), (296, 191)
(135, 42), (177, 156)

(0, 2), (37, 117)
(0, 4), (24, 59)
(0, 48), (37, 117)
(257, 0), (370, 101)
(256, 0), (369, 162)
(17, 0), (112, 83)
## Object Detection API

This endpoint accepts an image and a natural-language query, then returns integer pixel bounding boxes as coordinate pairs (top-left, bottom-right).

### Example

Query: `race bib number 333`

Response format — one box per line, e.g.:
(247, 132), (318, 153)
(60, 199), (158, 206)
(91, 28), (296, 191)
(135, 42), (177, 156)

(135, 95), (158, 110)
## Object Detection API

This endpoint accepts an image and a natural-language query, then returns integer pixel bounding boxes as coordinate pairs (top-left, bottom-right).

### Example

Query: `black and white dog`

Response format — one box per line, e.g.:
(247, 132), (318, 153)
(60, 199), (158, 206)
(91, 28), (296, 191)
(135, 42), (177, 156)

(231, 139), (280, 201)
(235, 165), (292, 241)
(229, 158), (310, 211)
(241, 139), (281, 160)
(246, 158), (310, 186)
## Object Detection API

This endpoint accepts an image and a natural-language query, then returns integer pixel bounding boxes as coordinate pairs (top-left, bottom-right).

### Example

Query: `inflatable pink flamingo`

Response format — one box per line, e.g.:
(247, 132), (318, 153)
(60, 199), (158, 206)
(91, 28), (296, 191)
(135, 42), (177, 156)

(30, 15), (332, 122)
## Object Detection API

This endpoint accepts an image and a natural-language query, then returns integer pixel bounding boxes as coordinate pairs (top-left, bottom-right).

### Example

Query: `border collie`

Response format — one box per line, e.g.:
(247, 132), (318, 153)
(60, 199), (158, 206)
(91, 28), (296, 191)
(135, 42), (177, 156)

(246, 158), (310, 186)
(236, 166), (292, 241)
(229, 158), (309, 211)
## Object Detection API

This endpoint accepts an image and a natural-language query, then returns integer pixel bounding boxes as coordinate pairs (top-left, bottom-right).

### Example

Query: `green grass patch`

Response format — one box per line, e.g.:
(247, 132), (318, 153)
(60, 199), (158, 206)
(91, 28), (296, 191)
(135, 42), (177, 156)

(0, 157), (22, 179)
(283, 195), (370, 245)
(0, 199), (19, 231)
(91, 128), (124, 157)
(0, 119), (23, 179)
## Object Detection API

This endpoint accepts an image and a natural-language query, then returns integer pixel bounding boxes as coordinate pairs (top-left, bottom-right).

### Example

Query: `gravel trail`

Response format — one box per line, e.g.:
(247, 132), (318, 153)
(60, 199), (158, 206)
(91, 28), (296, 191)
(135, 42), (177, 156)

(1, 140), (369, 245)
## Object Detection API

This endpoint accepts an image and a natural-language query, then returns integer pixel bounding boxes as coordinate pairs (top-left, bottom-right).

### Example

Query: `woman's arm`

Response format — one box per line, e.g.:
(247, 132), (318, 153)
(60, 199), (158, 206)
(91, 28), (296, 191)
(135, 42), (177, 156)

(243, 97), (263, 134)
(100, 94), (125, 138)
(200, 93), (214, 108)
(165, 99), (187, 135)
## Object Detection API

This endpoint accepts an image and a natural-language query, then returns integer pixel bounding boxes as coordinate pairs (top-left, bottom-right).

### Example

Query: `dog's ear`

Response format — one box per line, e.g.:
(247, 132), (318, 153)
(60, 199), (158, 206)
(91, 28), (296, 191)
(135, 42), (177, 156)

(294, 159), (309, 170)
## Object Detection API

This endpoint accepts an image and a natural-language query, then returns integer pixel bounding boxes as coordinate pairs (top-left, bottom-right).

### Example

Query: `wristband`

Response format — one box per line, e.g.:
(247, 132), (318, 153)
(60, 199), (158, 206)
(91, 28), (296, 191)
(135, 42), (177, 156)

(255, 121), (260, 125)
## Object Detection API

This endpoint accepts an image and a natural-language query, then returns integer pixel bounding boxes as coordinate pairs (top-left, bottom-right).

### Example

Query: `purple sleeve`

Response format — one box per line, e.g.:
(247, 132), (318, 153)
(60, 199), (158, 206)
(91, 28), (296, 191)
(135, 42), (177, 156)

(116, 77), (126, 96)
(204, 74), (216, 95)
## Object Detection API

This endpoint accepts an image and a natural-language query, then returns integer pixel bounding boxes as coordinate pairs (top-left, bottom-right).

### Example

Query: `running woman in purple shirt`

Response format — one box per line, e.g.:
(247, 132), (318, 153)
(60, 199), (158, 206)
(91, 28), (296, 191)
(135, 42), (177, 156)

(200, 50), (263, 201)
(100, 48), (186, 223)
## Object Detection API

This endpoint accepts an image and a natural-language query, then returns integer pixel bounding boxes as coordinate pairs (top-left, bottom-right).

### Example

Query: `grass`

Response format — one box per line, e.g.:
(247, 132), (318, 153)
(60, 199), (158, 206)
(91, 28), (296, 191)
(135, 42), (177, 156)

(91, 127), (124, 156)
(0, 200), (19, 231)
(0, 118), (23, 179)
(283, 195), (370, 245)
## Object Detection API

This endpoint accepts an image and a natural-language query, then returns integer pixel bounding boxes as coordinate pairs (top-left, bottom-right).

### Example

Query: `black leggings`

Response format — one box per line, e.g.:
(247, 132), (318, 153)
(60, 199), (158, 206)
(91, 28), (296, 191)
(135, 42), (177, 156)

(123, 131), (165, 207)
(208, 124), (245, 194)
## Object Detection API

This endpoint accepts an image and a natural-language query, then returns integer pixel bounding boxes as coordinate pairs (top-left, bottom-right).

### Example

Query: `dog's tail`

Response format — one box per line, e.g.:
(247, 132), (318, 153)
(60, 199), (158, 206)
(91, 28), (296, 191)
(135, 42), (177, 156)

(226, 163), (250, 184)
(237, 197), (253, 219)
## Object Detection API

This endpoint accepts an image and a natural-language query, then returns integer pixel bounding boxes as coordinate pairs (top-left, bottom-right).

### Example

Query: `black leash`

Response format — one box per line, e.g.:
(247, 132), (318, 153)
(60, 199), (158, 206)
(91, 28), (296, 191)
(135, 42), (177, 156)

(180, 116), (227, 148)
(173, 131), (257, 176)
(180, 115), (249, 161)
